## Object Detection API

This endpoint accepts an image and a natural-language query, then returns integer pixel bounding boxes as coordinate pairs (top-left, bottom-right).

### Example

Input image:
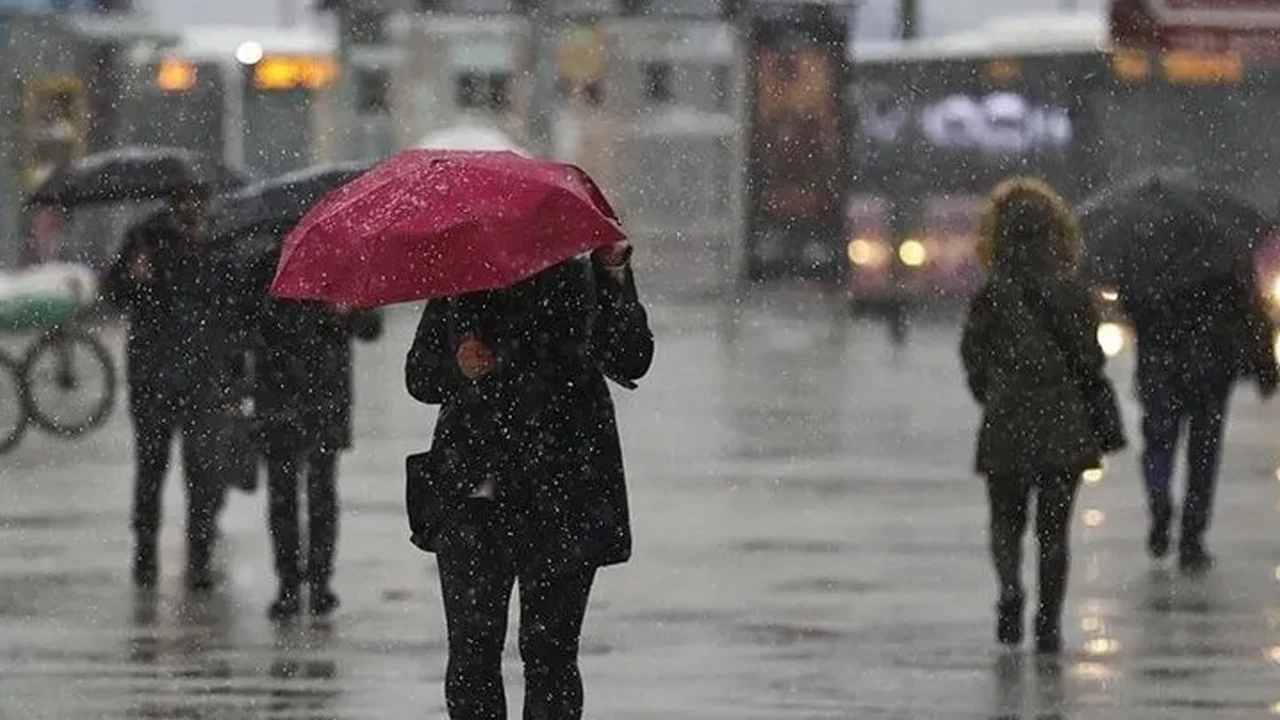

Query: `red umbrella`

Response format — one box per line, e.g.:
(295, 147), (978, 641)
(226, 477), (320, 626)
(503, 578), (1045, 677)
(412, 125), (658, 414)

(269, 149), (624, 307)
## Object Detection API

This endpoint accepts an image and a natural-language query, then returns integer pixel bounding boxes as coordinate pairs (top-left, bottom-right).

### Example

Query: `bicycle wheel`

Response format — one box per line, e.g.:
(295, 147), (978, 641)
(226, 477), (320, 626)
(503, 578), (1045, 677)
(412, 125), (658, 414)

(0, 352), (29, 454)
(21, 329), (117, 438)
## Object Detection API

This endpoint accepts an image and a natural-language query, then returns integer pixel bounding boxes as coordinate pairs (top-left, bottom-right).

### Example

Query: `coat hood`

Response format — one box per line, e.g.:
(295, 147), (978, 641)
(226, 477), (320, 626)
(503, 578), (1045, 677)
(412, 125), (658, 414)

(977, 176), (1082, 281)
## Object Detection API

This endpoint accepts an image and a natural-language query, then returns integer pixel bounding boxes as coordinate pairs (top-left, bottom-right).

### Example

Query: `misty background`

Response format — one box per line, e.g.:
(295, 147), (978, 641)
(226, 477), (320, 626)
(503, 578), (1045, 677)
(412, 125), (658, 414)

(136, 0), (1107, 38)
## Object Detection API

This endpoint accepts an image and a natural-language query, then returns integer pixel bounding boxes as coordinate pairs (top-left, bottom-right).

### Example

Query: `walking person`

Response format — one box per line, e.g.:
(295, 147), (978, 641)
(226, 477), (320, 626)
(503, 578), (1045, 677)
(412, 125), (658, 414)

(1123, 271), (1277, 571)
(405, 242), (653, 720)
(103, 182), (252, 590)
(251, 283), (383, 619)
(961, 177), (1125, 653)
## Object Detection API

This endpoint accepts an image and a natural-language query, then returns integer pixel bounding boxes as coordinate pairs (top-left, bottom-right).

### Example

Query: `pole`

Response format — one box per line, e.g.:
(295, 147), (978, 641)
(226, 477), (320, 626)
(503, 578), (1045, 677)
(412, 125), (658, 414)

(526, 0), (559, 158)
(0, 11), (15, 268)
(897, 0), (917, 41)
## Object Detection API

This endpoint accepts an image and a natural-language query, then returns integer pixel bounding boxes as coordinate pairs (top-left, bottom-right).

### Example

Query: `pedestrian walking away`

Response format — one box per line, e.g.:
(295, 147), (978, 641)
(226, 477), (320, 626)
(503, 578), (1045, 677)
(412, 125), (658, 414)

(961, 177), (1126, 654)
(250, 253), (384, 619)
(405, 242), (653, 720)
(102, 182), (256, 590)
(1122, 272), (1277, 572)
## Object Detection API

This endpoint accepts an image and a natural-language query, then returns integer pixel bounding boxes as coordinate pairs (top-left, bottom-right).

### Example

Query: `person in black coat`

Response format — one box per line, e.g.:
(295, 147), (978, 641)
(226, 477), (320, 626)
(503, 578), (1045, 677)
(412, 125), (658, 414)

(249, 244), (384, 620)
(102, 183), (253, 590)
(961, 177), (1116, 654)
(1123, 271), (1277, 572)
(405, 242), (653, 720)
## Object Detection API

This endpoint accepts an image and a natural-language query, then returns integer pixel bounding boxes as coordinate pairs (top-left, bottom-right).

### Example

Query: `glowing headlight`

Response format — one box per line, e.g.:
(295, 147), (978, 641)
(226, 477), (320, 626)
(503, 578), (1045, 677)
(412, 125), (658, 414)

(1270, 276), (1280, 302)
(898, 239), (927, 267)
(1097, 322), (1126, 358)
(847, 238), (886, 267)
(1100, 288), (1119, 303)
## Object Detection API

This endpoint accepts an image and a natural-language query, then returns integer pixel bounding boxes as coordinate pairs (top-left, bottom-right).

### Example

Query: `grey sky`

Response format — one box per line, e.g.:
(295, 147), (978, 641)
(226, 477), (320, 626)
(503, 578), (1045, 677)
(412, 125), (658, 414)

(137, 0), (1105, 36)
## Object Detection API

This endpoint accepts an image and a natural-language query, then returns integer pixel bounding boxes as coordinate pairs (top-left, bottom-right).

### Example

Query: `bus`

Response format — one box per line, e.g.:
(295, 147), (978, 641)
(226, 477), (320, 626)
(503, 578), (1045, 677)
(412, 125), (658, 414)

(126, 25), (338, 178)
(844, 10), (1280, 317)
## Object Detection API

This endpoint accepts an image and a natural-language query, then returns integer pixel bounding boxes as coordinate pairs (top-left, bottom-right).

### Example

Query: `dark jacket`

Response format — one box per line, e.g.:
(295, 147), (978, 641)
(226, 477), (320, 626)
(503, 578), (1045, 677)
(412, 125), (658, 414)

(103, 210), (251, 409)
(962, 177), (1104, 477)
(962, 276), (1104, 476)
(1123, 274), (1278, 393)
(252, 298), (383, 456)
(405, 258), (654, 575)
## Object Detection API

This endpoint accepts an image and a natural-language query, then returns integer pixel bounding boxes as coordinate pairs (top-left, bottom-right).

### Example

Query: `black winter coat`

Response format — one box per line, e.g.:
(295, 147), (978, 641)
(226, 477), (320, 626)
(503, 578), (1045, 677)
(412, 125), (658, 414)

(252, 299), (383, 456)
(961, 275), (1105, 476)
(1123, 275), (1278, 392)
(103, 211), (252, 410)
(405, 258), (654, 575)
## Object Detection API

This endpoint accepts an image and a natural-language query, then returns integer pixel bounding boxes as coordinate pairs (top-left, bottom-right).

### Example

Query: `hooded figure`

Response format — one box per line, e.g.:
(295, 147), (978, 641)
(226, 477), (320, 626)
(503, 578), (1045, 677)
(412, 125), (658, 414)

(405, 242), (652, 720)
(961, 177), (1112, 654)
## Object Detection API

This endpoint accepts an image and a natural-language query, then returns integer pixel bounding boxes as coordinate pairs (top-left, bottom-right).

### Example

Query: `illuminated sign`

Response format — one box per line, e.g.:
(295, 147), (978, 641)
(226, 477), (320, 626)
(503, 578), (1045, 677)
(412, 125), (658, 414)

(252, 55), (339, 91)
(984, 59), (1020, 83)
(1161, 49), (1243, 83)
(155, 58), (197, 92)
(19, 75), (89, 192)
(1112, 50), (1153, 82)
(1111, 49), (1243, 84)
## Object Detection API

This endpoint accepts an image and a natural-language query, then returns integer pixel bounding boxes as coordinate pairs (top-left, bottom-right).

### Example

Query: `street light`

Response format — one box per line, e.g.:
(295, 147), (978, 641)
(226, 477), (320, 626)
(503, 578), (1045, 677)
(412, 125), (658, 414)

(236, 41), (265, 66)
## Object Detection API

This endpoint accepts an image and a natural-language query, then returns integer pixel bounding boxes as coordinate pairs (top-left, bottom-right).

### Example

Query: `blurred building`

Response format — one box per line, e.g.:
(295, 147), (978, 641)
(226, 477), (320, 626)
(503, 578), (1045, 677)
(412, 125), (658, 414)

(0, 0), (172, 267)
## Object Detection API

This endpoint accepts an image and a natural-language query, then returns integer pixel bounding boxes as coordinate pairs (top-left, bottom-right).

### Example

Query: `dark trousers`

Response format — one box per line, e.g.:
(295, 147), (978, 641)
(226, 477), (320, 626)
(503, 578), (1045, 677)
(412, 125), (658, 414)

(266, 450), (339, 591)
(436, 501), (596, 720)
(986, 472), (1080, 624)
(130, 397), (227, 567)
(1139, 377), (1231, 551)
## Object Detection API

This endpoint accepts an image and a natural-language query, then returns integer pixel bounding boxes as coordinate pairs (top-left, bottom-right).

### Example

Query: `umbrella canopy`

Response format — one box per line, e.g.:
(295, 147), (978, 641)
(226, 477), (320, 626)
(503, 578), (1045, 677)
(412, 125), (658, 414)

(418, 124), (527, 154)
(209, 161), (374, 240)
(269, 149), (623, 308)
(27, 146), (252, 207)
(1079, 172), (1274, 298)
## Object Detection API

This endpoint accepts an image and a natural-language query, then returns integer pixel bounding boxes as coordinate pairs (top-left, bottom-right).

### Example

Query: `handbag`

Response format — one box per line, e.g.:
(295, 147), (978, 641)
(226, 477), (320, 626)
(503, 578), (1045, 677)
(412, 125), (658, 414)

(198, 397), (260, 493)
(405, 448), (473, 553)
(1018, 284), (1127, 455)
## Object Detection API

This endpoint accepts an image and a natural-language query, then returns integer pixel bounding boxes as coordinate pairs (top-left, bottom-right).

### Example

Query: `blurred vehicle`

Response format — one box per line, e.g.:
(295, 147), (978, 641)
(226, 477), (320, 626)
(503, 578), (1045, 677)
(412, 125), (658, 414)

(122, 25), (339, 178)
(844, 6), (1280, 317)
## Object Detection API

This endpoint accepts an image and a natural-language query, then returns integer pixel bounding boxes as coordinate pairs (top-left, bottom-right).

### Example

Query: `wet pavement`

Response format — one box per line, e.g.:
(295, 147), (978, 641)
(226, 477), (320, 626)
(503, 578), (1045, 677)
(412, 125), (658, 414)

(5, 285), (1280, 719)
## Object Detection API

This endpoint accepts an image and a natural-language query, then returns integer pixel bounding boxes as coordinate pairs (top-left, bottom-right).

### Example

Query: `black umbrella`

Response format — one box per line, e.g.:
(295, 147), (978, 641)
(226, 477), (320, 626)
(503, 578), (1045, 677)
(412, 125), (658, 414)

(1079, 171), (1274, 298)
(27, 146), (252, 207)
(208, 161), (373, 240)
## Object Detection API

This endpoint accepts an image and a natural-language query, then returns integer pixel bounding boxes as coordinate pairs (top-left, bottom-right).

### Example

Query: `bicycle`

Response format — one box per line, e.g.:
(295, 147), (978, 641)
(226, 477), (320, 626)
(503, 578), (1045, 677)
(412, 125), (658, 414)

(0, 348), (29, 454)
(1, 297), (118, 453)
(19, 310), (117, 438)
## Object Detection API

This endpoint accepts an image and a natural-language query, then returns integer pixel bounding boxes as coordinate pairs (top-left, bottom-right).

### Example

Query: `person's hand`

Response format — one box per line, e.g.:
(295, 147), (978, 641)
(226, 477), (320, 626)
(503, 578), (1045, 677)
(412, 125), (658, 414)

(593, 241), (631, 269)
(592, 241), (631, 284)
(130, 254), (154, 283)
(330, 302), (354, 325)
(456, 335), (495, 380)
(1260, 367), (1279, 400)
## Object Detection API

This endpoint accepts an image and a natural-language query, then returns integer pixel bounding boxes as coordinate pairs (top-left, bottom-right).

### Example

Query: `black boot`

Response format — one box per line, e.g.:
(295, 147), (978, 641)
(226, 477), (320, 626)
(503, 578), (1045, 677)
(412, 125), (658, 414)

(185, 529), (224, 591)
(1178, 542), (1215, 574)
(310, 584), (340, 617)
(996, 591), (1024, 646)
(133, 536), (158, 588)
(268, 586), (302, 621)
(1147, 501), (1172, 559)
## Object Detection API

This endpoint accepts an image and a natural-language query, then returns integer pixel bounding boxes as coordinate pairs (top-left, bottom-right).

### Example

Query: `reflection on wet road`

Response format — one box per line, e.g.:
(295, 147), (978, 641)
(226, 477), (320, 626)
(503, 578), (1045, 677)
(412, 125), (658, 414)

(4, 287), (1280, 718)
